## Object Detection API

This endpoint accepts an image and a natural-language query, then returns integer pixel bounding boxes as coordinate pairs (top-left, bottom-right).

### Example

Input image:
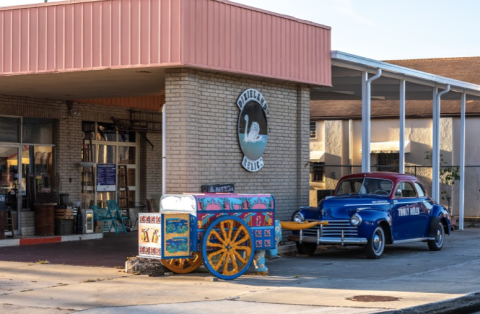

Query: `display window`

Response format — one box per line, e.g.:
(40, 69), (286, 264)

(0, 116), (55, 232)
(81, 122), (139, 210)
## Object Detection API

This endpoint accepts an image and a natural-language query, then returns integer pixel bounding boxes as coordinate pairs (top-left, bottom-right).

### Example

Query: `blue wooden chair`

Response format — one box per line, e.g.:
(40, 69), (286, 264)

(106, 200), (128, 234)
(90, 205), (116, 234)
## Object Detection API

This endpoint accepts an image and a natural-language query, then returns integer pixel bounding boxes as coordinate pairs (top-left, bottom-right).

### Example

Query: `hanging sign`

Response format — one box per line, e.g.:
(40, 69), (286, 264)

(237, 89), (269, 172)
(97, 164), (116, 192)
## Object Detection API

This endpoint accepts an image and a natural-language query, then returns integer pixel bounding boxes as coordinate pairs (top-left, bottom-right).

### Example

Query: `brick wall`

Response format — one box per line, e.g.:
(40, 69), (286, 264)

(0, 94), (161, 210)
(165, 69), (310, 221)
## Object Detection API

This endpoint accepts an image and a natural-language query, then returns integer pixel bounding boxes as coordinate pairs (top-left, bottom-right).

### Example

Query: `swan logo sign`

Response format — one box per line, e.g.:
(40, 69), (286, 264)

(237, 89), (268, 172)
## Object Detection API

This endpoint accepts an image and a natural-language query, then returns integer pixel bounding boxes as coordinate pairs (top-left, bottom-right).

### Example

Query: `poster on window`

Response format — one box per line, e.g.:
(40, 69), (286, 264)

(97, 164), (116, 192)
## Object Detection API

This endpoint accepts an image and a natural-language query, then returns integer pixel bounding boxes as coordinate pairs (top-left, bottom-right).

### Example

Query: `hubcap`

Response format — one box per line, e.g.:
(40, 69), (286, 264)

(436, 227), (444, 245)
(373, 232), (382, 252)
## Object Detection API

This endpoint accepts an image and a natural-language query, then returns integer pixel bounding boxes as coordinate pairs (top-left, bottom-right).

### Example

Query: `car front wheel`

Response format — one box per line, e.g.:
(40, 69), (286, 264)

(427, 221), (445, 251)
(364, 226), (385, 259)
(296, 242), (317, 256)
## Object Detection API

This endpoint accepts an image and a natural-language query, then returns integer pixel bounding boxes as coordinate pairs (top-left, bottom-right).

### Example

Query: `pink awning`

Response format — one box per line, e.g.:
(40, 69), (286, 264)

(0, 0), (331, 87)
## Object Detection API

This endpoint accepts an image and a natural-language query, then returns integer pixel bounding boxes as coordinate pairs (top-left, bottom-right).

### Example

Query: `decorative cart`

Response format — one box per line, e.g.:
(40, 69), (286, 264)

(138, 193), (276, 280)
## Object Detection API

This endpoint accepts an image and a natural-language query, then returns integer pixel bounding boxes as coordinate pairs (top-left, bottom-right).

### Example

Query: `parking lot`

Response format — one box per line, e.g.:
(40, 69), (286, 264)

(1, 228), (480, 313)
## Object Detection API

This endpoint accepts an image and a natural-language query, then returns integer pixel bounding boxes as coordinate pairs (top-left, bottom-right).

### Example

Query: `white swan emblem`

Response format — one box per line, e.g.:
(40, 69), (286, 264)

(244, 114), (263, 143)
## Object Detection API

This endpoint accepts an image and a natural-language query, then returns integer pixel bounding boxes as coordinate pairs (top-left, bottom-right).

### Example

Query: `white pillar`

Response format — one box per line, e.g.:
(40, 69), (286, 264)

(432, 85), (450, 202)
(399, 80), (406, 174)
(459, 92), (466, 230)
(361, 69), (382, 173)
(432, 88), (439, 202)
(361, 72), (368, 173)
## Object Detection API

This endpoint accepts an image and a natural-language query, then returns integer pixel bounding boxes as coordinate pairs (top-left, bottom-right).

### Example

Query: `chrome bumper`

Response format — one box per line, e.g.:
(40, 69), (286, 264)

(288, 232), (367, 246)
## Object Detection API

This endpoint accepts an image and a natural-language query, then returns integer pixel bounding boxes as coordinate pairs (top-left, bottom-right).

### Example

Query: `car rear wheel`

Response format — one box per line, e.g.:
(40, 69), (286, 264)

(427, 222), (445, 251)
(296, 242), (317, 256)
(364, 226), (385, 259)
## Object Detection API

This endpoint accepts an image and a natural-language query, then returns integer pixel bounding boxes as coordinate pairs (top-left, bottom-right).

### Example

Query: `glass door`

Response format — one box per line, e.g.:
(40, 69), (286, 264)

(0, 145), (21, 232)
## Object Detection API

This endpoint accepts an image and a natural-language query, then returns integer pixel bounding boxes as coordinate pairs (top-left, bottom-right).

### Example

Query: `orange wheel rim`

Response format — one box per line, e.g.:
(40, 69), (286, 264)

(161, 252), (203, 274)
(206, 219), (252, 276)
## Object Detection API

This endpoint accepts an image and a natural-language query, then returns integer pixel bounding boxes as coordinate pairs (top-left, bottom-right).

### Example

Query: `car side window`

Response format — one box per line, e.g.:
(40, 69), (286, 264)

(414, 182), (426, 197)
(395, 182), (417, 198)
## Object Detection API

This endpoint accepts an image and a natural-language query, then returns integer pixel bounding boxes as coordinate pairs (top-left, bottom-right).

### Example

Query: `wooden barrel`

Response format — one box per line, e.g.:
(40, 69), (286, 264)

(34, 203), (56, 236)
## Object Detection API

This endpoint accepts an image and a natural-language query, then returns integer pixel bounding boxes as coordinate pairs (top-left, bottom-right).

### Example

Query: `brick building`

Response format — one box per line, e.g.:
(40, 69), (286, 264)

(0, 0), (331, 235)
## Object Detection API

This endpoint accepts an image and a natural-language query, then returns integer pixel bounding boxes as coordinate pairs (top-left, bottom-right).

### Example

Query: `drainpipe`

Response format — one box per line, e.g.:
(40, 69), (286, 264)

(361, 68), (382, 173)
(432, 85), (450, 202)
(162, 104), (166, 195)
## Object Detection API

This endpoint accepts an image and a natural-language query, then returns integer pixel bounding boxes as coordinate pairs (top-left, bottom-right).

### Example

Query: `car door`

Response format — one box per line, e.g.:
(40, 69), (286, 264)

(414, 181), (432, 237)
(391, 181), (424, 240)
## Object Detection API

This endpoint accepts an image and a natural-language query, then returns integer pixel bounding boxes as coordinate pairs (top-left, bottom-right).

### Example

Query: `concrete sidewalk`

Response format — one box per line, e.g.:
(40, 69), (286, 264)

(1, 228), (480, 313)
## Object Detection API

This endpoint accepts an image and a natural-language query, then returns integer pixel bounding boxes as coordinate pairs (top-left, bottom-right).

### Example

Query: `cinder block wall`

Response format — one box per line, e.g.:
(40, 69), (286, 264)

(165, 69), (310, 221)
(0, 94), (161, 208)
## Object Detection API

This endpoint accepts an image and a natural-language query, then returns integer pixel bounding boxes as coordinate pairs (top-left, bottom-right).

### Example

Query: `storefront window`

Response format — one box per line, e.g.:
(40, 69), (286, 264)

(97, 145), (116, 164)
(82, 121), (139, 211)
(118, 146), (136, 164)
(23, 118), (54, 144)
(97, 123), (116, 141)
(0, 116), (56, 219)
(118, 131), (136, 143)
(0, 117), (20, 143)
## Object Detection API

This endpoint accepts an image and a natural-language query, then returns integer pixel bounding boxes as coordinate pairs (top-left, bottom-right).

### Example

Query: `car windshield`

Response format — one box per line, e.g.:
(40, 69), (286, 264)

(336, 178), (393, 196)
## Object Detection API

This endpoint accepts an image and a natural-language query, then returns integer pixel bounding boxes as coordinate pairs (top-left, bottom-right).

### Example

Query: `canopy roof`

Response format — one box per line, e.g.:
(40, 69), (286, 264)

(311, 51), (480, 102)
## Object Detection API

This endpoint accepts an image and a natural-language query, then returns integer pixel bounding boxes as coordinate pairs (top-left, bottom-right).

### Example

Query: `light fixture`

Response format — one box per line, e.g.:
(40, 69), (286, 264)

(66, 100), (80, 116)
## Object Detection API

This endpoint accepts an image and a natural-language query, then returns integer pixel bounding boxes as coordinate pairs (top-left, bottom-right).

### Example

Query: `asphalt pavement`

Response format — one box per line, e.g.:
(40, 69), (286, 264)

(1, 228), (480, 313)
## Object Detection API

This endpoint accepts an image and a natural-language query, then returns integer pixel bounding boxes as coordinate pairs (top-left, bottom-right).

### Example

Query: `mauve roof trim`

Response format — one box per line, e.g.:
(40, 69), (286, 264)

(0, 0), (332, 30)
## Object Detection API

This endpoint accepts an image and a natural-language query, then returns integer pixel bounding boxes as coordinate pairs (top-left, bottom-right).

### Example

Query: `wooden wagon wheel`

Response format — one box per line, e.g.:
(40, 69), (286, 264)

(202, 215), (254, 280)
(161, 252), (203, 274)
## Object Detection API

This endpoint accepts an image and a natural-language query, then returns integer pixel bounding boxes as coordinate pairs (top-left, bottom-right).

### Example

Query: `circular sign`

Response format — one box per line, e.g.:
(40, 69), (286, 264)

(236, 89), (268, 172)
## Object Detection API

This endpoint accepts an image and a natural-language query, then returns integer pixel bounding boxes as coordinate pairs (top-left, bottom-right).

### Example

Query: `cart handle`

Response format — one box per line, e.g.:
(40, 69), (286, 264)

(280, 220), (328, 231)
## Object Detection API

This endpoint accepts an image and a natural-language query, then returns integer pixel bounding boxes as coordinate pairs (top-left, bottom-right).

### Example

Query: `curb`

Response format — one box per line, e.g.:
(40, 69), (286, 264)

(0, 233), (103, 247)
(379, 292), (480, 314)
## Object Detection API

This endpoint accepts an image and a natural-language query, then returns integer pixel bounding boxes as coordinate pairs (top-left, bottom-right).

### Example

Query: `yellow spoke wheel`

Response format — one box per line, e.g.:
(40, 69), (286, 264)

(202, 216), (254, 280)
(161, 251), (203, 274)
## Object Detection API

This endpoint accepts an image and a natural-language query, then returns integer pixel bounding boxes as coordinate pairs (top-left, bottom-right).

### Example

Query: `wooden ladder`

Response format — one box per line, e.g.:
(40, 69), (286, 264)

(118, 165), (130, 210)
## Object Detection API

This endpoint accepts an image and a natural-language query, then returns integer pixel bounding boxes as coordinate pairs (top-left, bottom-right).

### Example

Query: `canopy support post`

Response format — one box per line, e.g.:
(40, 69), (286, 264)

(459, 92), (466, 230)
(361, 69), (382, 173)
(432, 85), (450, 202)
(399, 79), (406, 174)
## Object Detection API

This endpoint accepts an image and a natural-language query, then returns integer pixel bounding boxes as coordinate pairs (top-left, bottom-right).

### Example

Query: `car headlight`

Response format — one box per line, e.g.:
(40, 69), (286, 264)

(350, 213), (362, 226)
(292, 211), (305, 223)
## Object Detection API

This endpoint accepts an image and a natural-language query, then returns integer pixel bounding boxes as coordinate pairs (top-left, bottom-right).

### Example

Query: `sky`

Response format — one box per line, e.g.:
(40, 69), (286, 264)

(1, 0), (479, 61)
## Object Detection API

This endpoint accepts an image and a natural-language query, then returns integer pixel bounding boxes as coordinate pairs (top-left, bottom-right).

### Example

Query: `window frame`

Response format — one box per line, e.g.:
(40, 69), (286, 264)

(394, 181), (418, 199)
(414, 181), (427, 198)
(309, 121), (317, 139)
(310, 162), (324, 182)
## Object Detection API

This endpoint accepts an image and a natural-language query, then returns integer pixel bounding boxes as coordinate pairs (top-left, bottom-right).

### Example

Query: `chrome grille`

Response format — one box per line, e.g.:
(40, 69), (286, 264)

(303, 219), (358, 237)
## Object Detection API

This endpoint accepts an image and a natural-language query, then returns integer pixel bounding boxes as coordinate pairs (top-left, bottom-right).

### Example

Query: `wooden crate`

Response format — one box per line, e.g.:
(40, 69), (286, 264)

(54, 209), (74, 220)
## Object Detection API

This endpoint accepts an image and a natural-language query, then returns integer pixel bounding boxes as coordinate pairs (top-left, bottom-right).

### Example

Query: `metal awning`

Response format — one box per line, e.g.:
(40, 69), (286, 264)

(311, 51), (480, 101)
(309, 51), (480, 230)
(310, 151), (325, 162)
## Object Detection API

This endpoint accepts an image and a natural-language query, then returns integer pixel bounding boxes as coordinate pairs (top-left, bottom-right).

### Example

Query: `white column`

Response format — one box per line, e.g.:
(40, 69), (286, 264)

(361, 72), (368, 173)
(399, 80), (406, 174)
(431, 88), (438, 202)
(459, 92), (466, 230)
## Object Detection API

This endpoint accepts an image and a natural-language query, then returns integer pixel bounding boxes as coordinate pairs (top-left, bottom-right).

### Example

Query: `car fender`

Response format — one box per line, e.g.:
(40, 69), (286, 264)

(429, 204), (451, 236)
(356, 209), (393, 243)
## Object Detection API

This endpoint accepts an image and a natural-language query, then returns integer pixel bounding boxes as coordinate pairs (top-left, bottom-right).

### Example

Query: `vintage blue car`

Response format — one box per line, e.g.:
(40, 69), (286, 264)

(289, 172), (451, 259)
